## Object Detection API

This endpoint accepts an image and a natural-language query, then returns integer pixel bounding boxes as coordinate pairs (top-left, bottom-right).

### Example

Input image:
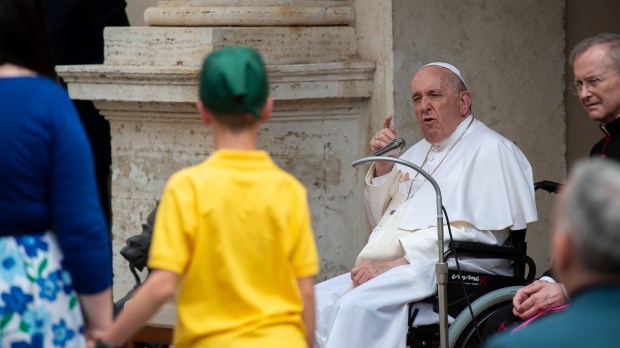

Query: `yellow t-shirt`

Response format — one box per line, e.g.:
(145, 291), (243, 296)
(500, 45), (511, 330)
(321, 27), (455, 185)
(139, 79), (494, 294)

(148, 150), (319, 348)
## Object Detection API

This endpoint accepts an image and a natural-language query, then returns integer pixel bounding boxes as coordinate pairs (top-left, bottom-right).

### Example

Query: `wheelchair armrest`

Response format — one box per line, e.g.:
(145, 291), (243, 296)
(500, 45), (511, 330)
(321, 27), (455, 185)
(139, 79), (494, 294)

(448, 241), (524, 256)
(445, 241), (536, 282)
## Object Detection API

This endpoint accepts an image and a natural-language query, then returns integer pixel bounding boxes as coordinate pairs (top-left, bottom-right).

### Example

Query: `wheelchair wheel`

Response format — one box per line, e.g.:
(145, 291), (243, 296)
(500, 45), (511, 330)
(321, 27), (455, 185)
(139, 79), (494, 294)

(448, 286), (522, 348)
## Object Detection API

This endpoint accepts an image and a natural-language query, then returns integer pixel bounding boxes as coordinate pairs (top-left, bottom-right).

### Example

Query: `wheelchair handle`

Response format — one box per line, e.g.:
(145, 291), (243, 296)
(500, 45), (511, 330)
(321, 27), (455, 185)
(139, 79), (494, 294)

(534, 180), (561, 194)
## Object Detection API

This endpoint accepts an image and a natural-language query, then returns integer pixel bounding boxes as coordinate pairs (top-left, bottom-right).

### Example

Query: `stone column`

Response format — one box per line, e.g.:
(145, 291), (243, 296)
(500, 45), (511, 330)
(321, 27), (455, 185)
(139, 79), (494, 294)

(57, 0), (375, 324)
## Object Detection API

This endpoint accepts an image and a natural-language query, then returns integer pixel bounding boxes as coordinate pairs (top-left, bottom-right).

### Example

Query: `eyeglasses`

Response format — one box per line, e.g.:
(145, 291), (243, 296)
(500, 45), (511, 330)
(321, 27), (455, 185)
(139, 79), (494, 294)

(569, 71), (620, 95)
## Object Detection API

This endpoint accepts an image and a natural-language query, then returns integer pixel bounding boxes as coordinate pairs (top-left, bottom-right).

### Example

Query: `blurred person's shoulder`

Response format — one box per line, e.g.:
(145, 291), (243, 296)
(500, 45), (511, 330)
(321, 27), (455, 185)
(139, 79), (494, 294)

(0, 76), (74, 118)
(4, 76), (68, 100)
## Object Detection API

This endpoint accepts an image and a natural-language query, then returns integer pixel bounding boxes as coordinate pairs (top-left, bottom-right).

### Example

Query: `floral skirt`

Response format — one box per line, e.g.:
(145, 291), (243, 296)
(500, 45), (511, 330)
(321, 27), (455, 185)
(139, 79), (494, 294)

(0, 231), (85, 347)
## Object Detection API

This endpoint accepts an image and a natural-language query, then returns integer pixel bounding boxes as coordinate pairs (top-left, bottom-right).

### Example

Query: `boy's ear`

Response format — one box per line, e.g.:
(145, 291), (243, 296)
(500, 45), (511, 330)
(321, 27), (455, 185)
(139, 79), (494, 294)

(260, 97), (273, 122)
(196, 100), (211, 125)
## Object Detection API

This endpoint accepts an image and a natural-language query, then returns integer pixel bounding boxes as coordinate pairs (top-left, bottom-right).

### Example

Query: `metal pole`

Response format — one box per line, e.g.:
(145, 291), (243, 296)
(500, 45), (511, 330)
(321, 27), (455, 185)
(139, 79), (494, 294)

(352, 156), (448, 348)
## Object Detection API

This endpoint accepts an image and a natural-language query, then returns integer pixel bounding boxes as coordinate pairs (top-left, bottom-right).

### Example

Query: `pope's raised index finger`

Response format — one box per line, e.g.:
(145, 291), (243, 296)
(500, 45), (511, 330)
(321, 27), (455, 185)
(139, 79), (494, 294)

(382, 115), (393, 130)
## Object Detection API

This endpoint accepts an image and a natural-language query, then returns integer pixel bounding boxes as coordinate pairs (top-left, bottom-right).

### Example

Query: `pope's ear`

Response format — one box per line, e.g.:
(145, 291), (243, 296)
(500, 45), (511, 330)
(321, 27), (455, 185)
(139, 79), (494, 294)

(196, 101), (211, 125)
(459, 91), (471, 116)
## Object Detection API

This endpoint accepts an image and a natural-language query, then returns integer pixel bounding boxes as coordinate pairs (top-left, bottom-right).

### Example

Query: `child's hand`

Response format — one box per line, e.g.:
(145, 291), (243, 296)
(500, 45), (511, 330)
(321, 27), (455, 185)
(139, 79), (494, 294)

(93, 339), (116, 348)
(86, 329), (114, 348)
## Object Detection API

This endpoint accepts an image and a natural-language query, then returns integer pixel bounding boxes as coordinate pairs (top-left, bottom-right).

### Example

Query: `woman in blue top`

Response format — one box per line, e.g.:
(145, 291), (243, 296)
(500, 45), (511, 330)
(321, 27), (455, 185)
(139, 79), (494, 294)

(0, 0), (113, 346)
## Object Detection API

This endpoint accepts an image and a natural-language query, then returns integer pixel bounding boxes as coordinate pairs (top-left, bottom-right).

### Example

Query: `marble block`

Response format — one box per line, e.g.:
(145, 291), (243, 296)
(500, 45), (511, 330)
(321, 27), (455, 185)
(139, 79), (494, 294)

(104, 26), (357, 67)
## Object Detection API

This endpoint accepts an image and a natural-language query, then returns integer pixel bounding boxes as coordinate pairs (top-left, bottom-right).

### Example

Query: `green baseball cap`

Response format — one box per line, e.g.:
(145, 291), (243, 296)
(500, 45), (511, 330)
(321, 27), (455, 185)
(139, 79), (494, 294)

(199, 46), (269, 118)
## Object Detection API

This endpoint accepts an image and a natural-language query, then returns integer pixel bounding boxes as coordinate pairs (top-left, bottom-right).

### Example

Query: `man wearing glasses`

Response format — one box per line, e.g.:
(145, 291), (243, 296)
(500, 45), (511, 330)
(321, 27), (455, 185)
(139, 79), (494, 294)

(485, 33), (620, 341)
(570, 33), (620, 160)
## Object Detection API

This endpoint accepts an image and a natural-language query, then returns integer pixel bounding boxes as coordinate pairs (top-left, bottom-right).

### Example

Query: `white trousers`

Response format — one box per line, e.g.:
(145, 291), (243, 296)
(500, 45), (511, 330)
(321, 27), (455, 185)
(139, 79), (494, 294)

(314, 259), (439, 348)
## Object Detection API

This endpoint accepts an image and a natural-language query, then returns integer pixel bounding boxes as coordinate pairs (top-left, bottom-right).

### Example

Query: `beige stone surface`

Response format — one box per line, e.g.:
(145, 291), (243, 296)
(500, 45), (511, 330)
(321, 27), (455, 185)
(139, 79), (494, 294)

(144, 3), (354, 26)
(159, 0), (347, 5)
(57, 62), (374, 103)
(125, 0), (157, 26)
(104, 26), (357, 66)
(101, 101), (371, 299)
(353, 0), (395, 151)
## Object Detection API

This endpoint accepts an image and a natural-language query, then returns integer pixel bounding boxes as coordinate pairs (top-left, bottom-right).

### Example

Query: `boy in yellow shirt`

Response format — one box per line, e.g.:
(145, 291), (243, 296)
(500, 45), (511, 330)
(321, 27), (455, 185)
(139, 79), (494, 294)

(96, 46), (319, 348)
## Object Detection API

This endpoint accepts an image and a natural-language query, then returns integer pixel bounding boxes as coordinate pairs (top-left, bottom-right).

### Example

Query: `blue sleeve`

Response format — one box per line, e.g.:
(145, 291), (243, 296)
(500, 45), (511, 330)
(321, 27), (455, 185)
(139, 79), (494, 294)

(49, 90), (112, 294)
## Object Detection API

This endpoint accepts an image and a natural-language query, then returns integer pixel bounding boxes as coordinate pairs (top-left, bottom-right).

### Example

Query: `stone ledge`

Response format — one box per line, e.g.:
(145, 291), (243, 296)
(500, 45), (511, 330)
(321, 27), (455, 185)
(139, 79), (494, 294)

(56, 61), (375, 103)
(158, 0), (349, 7)
(144, 5), (354, 26)
(88, 100), (365, 124)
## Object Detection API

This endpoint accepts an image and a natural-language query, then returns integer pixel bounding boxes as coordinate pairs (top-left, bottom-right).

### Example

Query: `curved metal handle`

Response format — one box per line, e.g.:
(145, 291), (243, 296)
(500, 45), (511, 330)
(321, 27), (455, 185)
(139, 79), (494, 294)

(352, 155), (449, 348)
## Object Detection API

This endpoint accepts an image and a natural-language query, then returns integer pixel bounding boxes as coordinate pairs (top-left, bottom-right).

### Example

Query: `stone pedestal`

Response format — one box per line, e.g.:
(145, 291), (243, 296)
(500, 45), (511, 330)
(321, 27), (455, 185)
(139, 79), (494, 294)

(57, 0), (375, 322)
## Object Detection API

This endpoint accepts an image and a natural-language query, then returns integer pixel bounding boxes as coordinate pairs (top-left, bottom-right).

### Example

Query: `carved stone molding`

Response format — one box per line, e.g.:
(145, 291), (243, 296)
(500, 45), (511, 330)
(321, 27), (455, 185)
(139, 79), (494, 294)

(57, 61), (374, 105)
(145, 2), (354, 27)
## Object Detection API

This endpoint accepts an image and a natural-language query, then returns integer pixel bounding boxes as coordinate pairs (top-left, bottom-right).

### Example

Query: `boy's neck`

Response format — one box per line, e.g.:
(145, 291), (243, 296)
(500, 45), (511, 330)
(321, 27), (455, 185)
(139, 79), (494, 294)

(212, 124), (260, 151)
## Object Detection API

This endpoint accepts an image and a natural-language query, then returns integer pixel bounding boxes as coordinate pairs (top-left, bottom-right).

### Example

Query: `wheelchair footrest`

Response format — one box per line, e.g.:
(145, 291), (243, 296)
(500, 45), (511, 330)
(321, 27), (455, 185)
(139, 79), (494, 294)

(407, 324), (440, 348)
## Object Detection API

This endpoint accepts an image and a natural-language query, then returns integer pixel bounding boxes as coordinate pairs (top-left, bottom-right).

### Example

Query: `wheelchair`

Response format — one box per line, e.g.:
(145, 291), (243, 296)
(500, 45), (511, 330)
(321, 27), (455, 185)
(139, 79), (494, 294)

(406, 180), (561, 348)
(113, 203), (171, 348)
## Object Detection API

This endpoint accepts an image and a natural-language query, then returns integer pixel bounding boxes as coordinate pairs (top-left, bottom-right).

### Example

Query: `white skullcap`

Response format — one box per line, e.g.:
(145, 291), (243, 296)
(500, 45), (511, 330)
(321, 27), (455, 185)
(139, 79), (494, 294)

(421, 62), (468, 90)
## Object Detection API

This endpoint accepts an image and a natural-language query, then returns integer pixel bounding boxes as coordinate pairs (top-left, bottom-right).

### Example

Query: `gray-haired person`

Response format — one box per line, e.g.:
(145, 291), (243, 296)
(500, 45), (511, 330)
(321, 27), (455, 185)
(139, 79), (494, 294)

(487, 159), (620, 348)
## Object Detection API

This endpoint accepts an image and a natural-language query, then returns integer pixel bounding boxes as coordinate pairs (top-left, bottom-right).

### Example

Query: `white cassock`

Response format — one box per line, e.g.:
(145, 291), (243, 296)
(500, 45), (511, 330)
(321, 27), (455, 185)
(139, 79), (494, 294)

(314, 115), (538, 348)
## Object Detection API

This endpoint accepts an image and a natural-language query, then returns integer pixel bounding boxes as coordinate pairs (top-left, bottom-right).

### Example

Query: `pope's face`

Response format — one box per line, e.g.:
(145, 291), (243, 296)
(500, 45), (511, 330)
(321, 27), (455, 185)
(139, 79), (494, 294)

(572, 44), (620, 125)
(410, 67), (470, 143)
